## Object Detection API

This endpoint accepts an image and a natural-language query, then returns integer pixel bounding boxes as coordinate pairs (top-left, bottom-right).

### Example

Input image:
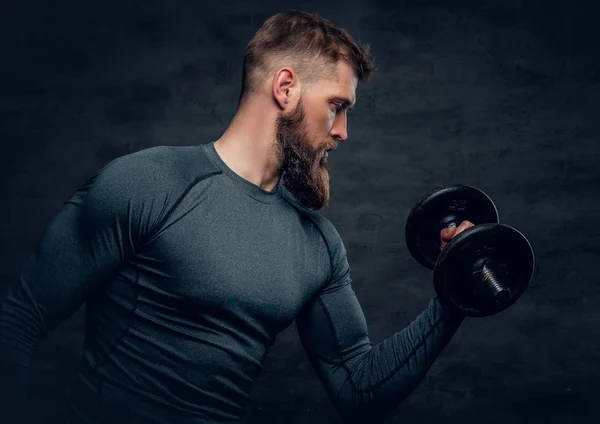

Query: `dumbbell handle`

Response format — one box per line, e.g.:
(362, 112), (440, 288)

(445, 223), (512, 305)
(480, 261), (511, 305)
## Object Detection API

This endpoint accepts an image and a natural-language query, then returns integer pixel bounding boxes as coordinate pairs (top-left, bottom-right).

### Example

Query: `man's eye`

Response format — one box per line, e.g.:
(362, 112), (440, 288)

(331, 103), (343, 112)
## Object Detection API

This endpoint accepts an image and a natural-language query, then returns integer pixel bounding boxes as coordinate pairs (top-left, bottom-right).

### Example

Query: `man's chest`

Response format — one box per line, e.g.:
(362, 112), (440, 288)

(129, 207), (330, 330)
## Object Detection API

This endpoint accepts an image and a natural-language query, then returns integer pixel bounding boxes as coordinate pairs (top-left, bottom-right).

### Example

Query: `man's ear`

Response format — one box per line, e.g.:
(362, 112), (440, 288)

(272, 67), (299, 111)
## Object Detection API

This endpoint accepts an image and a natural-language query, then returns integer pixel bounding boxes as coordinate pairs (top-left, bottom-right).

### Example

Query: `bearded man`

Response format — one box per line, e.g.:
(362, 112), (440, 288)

(0, 10), (472, 424)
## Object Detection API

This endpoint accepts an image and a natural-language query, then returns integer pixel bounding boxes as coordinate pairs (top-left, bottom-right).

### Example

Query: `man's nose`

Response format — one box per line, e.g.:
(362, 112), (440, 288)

(331, 114), (348, 141)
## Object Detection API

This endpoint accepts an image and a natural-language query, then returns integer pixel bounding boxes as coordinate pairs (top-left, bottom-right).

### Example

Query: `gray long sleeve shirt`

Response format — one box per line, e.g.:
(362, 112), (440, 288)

(0, 141), (464, 423)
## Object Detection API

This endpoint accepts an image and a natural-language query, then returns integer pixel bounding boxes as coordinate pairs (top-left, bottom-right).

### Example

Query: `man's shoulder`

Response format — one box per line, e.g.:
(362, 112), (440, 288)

(116, 144), (219, 179)
(81, 144), (222, 208)
(98, 144), (221, 189)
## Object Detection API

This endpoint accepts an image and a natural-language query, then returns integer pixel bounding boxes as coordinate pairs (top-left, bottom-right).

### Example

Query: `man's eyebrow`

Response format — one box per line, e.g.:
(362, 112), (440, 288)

(331, 96), (356, 110)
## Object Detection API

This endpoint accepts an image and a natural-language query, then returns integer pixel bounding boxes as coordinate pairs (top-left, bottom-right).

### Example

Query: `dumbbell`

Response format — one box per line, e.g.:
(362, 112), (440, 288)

(405, 184), (535, 317)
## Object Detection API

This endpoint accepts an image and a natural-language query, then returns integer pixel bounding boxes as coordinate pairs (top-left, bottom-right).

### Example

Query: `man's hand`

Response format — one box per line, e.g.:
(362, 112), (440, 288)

(440, 220), (475, 250)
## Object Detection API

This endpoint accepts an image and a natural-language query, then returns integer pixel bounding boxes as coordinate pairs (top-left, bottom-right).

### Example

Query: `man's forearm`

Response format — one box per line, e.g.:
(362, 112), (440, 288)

(333, 297), (464, 423)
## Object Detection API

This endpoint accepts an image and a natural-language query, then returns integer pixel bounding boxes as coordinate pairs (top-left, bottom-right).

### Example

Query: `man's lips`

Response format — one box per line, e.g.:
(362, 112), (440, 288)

(324, 144), (337, 157)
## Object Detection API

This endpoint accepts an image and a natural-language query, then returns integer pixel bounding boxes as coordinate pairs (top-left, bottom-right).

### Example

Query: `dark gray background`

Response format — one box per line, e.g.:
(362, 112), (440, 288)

(1, 0), (598, 422)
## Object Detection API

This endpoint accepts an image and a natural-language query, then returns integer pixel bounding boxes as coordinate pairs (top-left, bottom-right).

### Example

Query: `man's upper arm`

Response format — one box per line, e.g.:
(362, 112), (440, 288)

(0, 147), (177, 420)
(0, 147), (172, 353)
(295, 221), (373, 401)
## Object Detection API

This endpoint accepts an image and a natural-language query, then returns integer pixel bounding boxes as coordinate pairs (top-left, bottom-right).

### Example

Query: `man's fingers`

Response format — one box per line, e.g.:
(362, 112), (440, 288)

(454, 220), (474, 236)
(441, 227), (456, 240)
(441, 220), (473, 240)
(440, 220), (475, 250)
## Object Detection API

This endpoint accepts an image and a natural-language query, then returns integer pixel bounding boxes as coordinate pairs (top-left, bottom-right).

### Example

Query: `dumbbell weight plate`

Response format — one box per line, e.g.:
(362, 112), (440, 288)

(405, 184), (499, 270)
(433, 223), (535, 317)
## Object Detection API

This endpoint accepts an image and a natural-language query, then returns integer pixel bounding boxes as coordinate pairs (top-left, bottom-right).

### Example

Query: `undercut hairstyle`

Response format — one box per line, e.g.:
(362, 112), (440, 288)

(237, 10), (376, 106)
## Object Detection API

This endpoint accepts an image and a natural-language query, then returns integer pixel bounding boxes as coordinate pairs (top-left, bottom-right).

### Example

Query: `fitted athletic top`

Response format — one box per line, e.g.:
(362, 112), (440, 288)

(0, 141), (465, 424)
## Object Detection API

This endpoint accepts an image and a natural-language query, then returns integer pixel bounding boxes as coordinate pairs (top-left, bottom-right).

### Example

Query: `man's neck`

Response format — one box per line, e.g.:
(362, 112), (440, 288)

(214, 103), (282, 192)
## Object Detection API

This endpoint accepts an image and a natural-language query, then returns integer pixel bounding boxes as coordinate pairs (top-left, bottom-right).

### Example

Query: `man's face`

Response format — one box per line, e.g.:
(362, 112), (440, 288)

(275, 61), (357, 211)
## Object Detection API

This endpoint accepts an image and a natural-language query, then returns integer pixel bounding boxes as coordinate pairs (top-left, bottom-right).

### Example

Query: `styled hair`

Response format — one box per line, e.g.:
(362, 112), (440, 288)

(238, 10), (376, 105)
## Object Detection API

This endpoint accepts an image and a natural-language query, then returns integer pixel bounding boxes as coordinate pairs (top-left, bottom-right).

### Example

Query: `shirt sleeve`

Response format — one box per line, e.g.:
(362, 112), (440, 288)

(295, 226), (465, 424)
(0, 148), (170, 422)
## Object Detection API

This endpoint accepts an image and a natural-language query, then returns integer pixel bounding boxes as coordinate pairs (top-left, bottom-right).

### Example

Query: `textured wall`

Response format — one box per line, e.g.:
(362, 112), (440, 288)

(0, 0), (598, 422)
